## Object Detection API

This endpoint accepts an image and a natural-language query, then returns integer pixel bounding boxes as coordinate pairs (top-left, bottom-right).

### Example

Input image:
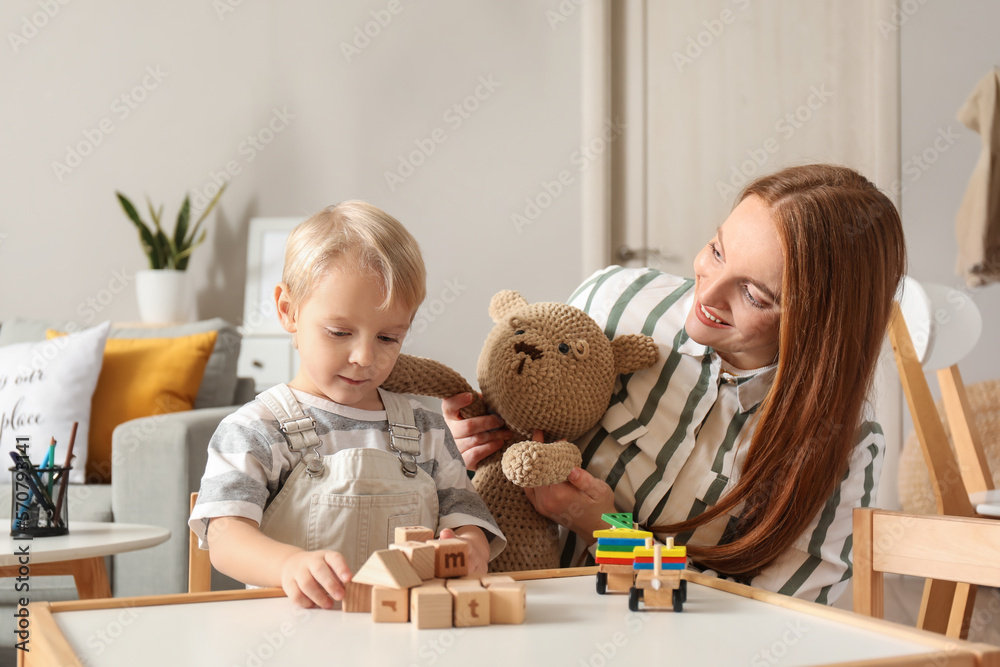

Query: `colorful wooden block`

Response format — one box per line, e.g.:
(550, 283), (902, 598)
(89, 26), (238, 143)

(372, 586), (409, 623)
(601, 512), (635, 529)
(352, 549), (422, 590)
(447, 580), (490, 627)
(595, 555), (635, 566)
(593, 528), (653, 540)
(488, 583), (526, 624)
(390, 541), (437, 580)
(426, 538), (469, 578)
(343, 581), (372, 613)
(410, 581), (453, 629)
(394, 526), (434, 544)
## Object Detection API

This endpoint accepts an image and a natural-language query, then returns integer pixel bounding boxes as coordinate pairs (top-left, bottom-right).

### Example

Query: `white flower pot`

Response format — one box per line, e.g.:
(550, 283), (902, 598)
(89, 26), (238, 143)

(135, 269), (193, 324)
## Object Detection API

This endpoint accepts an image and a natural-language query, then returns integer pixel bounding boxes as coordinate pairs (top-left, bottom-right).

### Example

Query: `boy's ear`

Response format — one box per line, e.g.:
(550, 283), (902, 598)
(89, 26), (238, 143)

(275, 283), (298, 333)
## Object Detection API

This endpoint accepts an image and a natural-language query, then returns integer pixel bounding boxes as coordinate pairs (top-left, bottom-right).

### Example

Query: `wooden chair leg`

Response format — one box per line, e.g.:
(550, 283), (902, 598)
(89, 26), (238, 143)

(852, 508), (883, 619)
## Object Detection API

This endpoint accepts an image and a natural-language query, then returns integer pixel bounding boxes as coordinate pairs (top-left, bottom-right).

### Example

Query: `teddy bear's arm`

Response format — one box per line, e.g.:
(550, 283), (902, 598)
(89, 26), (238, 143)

(501, 440), (583, 488)
(382, 353), (486, 418)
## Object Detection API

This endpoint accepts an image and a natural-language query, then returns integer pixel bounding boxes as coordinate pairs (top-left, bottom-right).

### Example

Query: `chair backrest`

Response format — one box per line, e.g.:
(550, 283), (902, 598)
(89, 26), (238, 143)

(853, 507), (1000, 638)
(889, 304), (975, 516)
(189, 492), (212, 593)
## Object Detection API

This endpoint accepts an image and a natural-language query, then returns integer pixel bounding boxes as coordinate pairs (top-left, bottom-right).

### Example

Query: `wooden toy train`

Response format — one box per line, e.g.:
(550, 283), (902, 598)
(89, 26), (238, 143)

(593, 513), (687, 612)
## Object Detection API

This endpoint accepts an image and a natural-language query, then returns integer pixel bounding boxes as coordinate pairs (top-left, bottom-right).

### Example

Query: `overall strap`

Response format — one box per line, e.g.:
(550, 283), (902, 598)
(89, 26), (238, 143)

(377, 387), (421, 478)
(258, 385), (324, 478)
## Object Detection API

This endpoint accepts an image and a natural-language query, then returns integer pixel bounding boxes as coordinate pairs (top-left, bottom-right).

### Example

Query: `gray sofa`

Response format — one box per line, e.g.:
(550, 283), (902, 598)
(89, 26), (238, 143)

(0, 318), (252, 640)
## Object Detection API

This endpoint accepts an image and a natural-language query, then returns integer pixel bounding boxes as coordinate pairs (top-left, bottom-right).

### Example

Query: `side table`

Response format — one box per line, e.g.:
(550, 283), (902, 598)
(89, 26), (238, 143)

(0, 522), (170, 599)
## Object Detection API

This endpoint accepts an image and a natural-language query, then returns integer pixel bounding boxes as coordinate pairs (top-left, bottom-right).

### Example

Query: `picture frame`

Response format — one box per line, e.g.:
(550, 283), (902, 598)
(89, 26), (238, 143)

(242, 217), (305, 335)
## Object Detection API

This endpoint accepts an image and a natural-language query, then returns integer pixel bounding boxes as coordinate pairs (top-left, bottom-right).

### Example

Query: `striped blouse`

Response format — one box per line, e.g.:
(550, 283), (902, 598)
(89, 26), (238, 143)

(561, 266), (884, 604)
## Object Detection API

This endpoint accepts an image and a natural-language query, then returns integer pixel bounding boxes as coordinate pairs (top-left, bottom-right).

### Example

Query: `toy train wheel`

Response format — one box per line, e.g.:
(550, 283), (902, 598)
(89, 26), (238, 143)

(672, 588), (683, 612)
(679, 579), (688, 603)
(628, 586), (641, 612)
(596, 571), (607, 595)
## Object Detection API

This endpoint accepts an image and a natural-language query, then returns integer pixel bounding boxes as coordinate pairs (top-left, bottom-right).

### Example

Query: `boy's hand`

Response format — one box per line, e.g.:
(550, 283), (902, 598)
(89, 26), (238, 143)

(439, 526), (490, 576)
(280, 550), (353, 609)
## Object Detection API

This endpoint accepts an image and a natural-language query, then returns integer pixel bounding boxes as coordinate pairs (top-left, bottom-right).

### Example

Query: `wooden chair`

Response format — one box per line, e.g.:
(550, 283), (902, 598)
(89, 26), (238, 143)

(853, 507), (1000, 638)
(188, 492), (212, 593)
(888, 302), (997, 637)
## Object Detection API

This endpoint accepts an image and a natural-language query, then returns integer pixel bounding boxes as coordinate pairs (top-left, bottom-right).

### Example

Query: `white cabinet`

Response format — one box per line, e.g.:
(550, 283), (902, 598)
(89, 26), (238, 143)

(237, 336), (298, 393)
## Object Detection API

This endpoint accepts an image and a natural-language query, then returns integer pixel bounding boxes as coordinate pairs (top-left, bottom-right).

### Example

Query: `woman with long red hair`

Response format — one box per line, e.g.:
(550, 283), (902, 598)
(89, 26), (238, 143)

(445, 164), (906, 602)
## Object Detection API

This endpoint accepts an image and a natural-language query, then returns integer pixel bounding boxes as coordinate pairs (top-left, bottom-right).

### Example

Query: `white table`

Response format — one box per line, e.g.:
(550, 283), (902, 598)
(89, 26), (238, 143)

(26, 571), (1000, 667)
(1, 521), (169, 599)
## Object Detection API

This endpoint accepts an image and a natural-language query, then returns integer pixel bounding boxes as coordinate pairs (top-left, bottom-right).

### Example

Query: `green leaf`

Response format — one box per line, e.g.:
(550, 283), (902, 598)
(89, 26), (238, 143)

(174, 196), (191, 252)
(145, 196), (173, 269)
(117, 192), (161, 269)
(186, 182), (226, 246)
(175, 228), (207, 270)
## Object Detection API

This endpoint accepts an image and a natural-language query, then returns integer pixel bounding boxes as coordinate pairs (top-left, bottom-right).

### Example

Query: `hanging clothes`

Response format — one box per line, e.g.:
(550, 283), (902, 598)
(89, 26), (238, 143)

(955, 67), (1000, 287)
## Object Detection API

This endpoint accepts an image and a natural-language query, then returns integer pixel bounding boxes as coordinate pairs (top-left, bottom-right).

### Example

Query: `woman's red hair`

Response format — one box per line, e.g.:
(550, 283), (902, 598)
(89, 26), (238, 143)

(650, 164), (906, 578)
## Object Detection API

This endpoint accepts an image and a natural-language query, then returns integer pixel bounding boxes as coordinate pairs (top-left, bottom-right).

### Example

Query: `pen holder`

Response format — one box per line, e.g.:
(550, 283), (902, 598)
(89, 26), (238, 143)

(9, 465), (71, 537)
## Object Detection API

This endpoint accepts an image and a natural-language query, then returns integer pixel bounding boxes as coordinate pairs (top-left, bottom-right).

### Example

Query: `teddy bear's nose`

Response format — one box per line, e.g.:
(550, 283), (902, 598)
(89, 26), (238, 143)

(514, 341), (543, 360)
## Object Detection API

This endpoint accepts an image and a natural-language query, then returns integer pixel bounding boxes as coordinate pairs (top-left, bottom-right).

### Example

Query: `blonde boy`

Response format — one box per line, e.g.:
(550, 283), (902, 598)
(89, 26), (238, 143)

(190, 201), (504, 608)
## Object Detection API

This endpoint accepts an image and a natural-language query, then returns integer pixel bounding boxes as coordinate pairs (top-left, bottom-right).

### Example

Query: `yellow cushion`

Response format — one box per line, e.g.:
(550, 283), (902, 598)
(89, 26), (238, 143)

(47, 329), (218, 483)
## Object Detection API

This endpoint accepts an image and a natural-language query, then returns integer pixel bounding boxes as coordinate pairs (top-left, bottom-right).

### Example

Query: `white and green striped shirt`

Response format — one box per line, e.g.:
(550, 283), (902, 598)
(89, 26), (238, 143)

(562, 266), (884, 604)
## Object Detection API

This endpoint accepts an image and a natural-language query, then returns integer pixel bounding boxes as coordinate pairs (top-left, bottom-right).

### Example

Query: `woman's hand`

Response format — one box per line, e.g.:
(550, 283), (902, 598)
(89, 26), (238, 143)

(442, 392), (512, 470)
(279, 550), (353, 609)
(524, 467), (616, 546)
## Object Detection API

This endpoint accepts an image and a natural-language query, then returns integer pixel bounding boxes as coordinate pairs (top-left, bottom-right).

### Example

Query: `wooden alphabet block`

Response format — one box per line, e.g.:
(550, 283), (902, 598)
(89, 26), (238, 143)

(352, 549), (422, 590)
(394, 526), (434, 544)
(372, 586), (409, 623)
(480, 575), (516, 588)
(426, 538), (469, 578)
(488, 583), (526, 624)
(410, 582), (453, 629)
(389, 541), (436, 580)
(447, 581), (490, 627)
(343, 581), (372, 613)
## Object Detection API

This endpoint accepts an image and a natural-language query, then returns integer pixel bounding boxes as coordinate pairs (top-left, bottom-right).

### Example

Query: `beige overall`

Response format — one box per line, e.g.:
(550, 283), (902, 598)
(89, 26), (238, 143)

(256, 386), (438, 573)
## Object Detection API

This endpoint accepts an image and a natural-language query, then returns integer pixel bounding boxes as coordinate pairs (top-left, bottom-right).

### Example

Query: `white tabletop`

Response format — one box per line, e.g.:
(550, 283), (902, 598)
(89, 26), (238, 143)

(0, 522), (170, 566)
(971, 489), (1000, 518)
(49, 575), (968, 667)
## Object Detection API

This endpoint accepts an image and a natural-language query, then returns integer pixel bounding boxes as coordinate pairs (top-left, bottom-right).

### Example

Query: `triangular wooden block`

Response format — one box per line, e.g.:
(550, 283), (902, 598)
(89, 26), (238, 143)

(352, 549), (422, 590)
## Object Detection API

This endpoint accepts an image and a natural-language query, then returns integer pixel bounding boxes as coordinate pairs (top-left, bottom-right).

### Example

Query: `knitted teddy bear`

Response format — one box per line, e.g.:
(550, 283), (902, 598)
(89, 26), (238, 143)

(382, 290), (658, 572)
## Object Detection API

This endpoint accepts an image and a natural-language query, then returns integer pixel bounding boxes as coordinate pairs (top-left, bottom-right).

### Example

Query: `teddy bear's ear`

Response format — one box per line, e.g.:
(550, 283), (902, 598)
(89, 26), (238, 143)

(610, 334), (659, 375)
(489, 290), (529, 323)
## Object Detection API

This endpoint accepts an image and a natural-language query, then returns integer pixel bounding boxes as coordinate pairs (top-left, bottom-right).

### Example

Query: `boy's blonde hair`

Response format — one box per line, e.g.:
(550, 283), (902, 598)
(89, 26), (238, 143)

(282, 200), (426, 313)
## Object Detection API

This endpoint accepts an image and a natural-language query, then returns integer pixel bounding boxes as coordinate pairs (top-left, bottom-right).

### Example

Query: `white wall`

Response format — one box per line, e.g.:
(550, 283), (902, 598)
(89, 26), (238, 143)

(901, 0), (1000, 388)
(0, 0), (586, 384)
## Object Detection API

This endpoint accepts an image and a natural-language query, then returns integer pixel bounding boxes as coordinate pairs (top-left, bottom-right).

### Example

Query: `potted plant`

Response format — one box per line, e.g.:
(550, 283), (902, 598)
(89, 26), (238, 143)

(116, 184), (226, 323)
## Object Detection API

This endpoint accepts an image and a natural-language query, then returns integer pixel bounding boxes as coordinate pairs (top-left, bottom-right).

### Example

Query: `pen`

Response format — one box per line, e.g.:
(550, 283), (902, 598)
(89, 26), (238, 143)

(53, 421), (78, 526)
(46, 437), (56, 496)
